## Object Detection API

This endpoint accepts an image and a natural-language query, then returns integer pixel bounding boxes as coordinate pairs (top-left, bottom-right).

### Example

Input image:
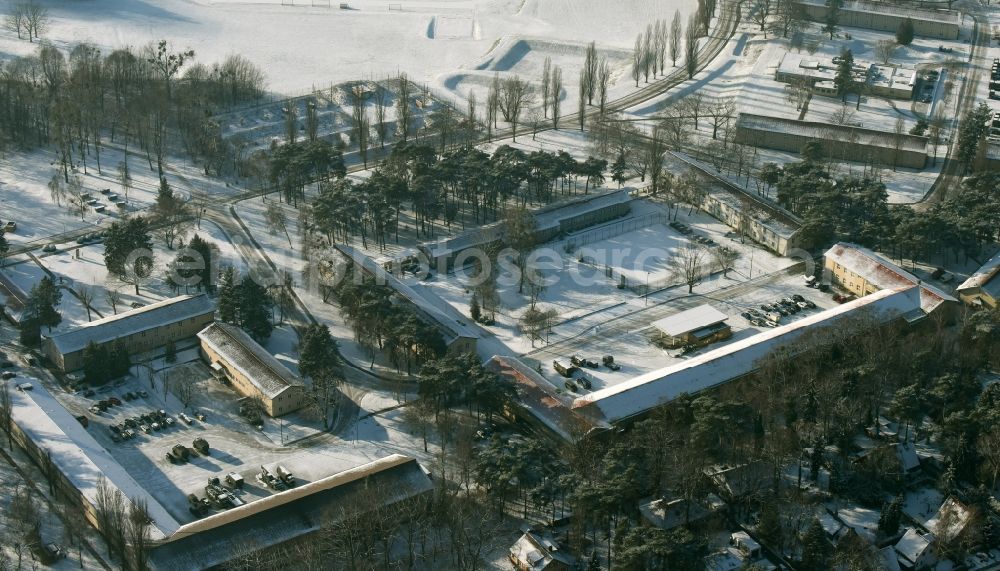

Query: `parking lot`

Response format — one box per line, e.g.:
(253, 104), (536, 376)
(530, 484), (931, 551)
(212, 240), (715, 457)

(524, 268), (839, 395)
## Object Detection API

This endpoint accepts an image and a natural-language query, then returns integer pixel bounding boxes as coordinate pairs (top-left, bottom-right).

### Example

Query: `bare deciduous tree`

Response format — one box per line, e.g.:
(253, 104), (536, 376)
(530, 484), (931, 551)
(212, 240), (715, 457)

(550, 65), (563, 129)
(685, 14), (700, 79)
(540, 56), (551, 118)
(105, 287), (122, 315)
(396, 73), (412, 142)
(497, 75), (532, 141)
(669, 10), (682, 67)
(76, 285), (96, 321)
(671, 243), (707, 293)
(874, 39), (898, 64)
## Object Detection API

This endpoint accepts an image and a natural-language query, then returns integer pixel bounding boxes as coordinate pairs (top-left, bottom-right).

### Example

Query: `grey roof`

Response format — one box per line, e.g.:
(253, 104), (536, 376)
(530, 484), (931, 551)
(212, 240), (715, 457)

(10, 379), (180, 540)
(736, 113), (929, 154)
(423, 189), (632, 259)
(651, 304), (729, 337)
(45, 294), (215, 355)
(335, 245), (479, 343)
(148, 455), (433, 571)
(197, 322), (303, 400)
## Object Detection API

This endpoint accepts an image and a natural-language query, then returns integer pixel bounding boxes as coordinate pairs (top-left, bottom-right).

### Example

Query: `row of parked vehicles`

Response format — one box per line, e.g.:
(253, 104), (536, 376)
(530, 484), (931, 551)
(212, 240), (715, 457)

(553, 355), (622, 392)
(110, 409), (177, 442)
(166, 438), (211, 465)
(258, 464), (296, 491)
(741, 294), (816, 328)
(188, 472), (245, 516)
(670, 221), (717, 247)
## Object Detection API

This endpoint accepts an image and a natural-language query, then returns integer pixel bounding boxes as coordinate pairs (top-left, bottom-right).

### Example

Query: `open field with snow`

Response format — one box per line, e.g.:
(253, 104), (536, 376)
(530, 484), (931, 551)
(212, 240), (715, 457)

(0, 0), (696, 96)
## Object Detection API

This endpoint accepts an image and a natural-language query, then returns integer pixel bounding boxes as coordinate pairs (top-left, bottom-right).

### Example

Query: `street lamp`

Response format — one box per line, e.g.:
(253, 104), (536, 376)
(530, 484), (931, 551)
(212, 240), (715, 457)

(645, 271), (650, 306)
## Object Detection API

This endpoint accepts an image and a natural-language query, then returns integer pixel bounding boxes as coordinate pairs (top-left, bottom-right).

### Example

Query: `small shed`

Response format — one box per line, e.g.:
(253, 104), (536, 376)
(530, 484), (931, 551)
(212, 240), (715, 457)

(652, 304), (731, 348)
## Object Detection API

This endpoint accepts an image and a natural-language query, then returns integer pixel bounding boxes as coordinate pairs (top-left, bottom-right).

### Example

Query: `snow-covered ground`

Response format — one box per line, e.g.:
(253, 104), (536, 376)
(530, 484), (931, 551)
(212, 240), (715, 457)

(622, 15), (973, 204)
(0, 0), (696, 97)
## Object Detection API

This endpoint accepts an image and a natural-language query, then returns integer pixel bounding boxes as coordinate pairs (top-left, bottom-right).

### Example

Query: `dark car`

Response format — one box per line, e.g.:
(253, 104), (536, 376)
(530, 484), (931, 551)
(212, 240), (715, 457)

(108, 397), (122, 406)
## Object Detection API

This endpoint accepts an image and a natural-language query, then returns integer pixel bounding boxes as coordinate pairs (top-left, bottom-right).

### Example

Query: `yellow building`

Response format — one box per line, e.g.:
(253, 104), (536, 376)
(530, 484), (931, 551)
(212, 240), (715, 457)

(955, 250), (1000, 308)
(42, 294), (215, 372)
(824, 243), (957, 320)
(197, 322), (306, 417)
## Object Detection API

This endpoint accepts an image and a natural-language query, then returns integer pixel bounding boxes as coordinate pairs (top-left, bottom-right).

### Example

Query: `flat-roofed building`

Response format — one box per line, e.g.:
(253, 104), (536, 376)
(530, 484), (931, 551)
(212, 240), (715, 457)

(796, 0), (961, 40)
(42, 294), (216, 372)
(197, 322), (307, 417)
(735, 113), (928, 169)
(824, 242), (958, 320)
(776, 52), (917, 100)
(652, 304), (732, 348)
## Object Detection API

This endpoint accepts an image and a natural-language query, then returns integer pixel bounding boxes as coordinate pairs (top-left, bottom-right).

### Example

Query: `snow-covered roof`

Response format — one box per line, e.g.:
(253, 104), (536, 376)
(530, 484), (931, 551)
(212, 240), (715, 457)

(336, 244), (479, 343)
(197, 322), (303, 400)
(927, 497), (973, 539)
(651, 304), (729, 337)
(881, 546), (902, 571)
(639, 498), (711, 530)
(150, 454), (433, 570)
(45, 294), (215, 355)
(422, 188), (632, 259)
(572, 286), (922, 423)
(896, 442), (921, 472)
(8, 379), (180, 540)
(956, 250), (1000, 298)
(737, 113), (929, 154)
(896, 528), (933, 565)
(826, 242), (957, 315)
(509, 532), (575, 571)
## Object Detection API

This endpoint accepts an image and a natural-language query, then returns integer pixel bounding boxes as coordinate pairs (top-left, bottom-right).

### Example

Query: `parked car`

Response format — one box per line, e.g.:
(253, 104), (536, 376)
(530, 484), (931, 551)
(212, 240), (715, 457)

(602, 355), (621, 371)
(1, 371), (15, 380)
(42, 243), (57, 253)
(576, 376), (592, 390)
(108, 397), (122, 406)
(564, 380), (578, 392)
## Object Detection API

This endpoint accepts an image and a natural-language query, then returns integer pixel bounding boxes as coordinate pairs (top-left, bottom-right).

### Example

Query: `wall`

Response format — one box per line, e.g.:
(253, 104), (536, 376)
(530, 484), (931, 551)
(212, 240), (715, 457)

(199, 342), (306, 417)
(735, 123), (927, 169)
(796, 2), (960, 39)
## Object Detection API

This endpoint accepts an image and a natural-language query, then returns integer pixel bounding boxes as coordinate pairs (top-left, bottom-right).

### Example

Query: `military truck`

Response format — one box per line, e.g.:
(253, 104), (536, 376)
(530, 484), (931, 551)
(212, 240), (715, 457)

(275, 465), (296, 487)
(166, 444), (190, 464)
(224, 472), (245, 489)
(192, 438), (210, 455)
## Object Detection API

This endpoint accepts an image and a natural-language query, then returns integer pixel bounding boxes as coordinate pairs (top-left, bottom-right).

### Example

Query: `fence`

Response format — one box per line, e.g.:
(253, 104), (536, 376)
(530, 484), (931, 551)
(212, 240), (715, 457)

(562, 212), (670, 251)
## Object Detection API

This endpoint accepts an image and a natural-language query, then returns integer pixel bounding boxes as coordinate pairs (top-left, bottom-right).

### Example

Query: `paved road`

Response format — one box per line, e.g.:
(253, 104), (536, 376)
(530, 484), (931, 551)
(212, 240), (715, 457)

(917, 9), (991, 208)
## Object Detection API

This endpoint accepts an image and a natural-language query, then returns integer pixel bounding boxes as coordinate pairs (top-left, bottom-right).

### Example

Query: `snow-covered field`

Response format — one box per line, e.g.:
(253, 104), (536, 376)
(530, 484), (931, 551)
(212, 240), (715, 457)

(0, 0), (696, 96)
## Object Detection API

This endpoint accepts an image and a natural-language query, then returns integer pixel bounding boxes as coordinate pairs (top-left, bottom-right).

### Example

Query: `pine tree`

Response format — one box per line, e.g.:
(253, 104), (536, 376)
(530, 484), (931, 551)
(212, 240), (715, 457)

(611, 153), (628, 187)
(217, 266), (239, 324)
(238, 276), (273, 341)
(298, 323), (341, 379)
(164, 341), (177, 363)
(103, 217), (154, 294)
(0, 228), (8, 267)
(878, 495), (903, 537)
(27, 276), (62, 332)
(834, 48), (854, 103)
(800, 518), (830, 570)
(896, 18), (915, 45)
(187, 234), (215, 291)
(469, 294), (482, 322)
(83, 341), (109, 385)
